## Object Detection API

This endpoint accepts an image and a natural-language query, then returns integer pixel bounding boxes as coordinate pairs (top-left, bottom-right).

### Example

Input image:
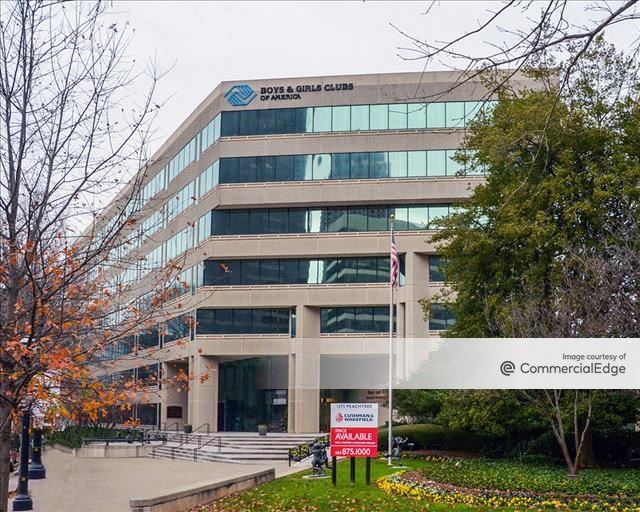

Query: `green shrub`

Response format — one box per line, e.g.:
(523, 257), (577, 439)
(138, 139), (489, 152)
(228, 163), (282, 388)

(45, 426), (141, 449)
(378, 423), (508, 457)
(526, 428), (640, 467)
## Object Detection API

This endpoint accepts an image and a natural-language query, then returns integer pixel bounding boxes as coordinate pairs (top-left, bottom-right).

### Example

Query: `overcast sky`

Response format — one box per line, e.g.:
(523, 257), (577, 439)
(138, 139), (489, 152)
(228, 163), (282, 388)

(109, 1), (638, 155)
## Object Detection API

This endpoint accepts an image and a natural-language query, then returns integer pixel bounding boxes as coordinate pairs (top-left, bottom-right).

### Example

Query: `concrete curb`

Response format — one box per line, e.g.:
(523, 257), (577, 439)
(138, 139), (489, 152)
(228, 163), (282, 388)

(129, 467), (275, 511)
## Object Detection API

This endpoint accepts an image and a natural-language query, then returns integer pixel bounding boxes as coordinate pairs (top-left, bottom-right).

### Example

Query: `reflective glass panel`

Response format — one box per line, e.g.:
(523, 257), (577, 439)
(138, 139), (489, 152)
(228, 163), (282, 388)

(427, 150), (447, 176)
(407, 151), (427, 177)
(370, 104), (388, 129)
(350, 153), (370, 179)
(348, 207), (368, 231)
(332, 106), (350, 131)
(429, 255), (445, 282)
(369, 152), (389, 178)
(446, 149), (464, 175)
(276, 109), (296, 133)
(446, 101), (465, 128)
(388, 152), (408, 177)
(220, 158), (239, 183)
(221, 111), (239, 137)
(408, 206), (428, 230)
(239, 110), (258, 135)
(428, 205), (450, 229)
(260, 259), (280, 285)
(368, 206), (388, 231)
(332, 153), (350, 179)
(426, 103), (446, 128)
(268, 209), (288, 234)
(295, 108), (314, 132)
(313, 154), (331, 180)
(325, 208), (348, 232)
(408, 103), (427, 129)
(275, 155), (294, 181)
(389, 103), (408, 129)
(294, 155), (313, 181)
(464, 101), (482, 124)
(313, 106), (332, 132)
(257, 110), (276, 134)
(392, 206), (409, 230)
(351, 105), (369, 130)
(287, 209), (306, 233)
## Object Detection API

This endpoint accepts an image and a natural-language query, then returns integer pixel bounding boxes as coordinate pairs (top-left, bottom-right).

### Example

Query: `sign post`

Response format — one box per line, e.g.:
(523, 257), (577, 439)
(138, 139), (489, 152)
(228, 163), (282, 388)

(330, 403), (379, 486)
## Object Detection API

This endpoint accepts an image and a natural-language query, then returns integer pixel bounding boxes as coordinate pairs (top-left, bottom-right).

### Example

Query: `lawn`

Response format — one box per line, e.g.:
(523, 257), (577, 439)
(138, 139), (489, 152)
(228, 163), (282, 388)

(195, 458), (477, 512)
(194, 457), (640, 512)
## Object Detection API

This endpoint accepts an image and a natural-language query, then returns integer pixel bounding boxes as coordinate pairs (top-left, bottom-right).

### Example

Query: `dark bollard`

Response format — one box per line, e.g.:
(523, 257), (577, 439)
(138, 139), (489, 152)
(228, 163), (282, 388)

(12, 411), (33, 511)
(331, 456), (337, 487)
(365, 457), (371, 485)
(28, 428), (46, 479)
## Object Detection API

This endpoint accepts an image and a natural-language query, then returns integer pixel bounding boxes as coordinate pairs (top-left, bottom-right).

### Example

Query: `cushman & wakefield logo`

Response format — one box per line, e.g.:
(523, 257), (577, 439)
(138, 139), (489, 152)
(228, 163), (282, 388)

(224, 84), (257, 107)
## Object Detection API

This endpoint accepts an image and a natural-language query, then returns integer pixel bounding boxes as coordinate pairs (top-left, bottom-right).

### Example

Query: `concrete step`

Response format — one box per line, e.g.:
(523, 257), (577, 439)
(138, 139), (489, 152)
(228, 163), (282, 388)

(149, 431), (326, 464)
(149, 447), (289, 464)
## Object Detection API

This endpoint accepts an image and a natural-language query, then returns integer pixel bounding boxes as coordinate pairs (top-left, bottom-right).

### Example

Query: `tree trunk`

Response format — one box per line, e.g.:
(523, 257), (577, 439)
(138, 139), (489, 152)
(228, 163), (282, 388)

(578, 426), (596, 468)
(0, 403), (13, 512)
(556, 435), (578, 475)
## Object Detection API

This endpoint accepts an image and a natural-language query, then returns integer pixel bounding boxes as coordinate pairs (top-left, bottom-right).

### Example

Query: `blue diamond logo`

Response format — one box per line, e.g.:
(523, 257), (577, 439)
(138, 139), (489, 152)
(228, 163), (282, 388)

(224, 84), (257, 107)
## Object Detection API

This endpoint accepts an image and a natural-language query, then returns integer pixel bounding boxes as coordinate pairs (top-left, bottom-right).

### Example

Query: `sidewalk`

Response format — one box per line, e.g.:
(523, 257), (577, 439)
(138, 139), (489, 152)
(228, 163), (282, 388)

(24, 448), (294, 512)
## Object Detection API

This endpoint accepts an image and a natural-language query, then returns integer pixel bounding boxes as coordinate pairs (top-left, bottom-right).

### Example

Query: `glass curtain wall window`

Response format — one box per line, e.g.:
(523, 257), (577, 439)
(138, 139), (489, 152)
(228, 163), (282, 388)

(138, 327), (160, 350)
(219, 100), (494, 137)
(201, 256), (405, 286)
(429, 255), (446, 282)
(136, 364), (160, 387)
(209, 204), (452, 236)
(166, 180), (196, 224)
(428, 303), (456, 330)
(164, 315), (191, 343)
(163, 227), (193, 264)
(196, 308), (291, 335)
(215, 149), (481, 185)
(320, 307), (394, 333)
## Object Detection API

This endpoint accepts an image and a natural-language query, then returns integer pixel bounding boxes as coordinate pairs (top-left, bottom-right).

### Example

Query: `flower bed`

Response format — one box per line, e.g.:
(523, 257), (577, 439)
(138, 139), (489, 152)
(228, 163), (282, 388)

(377, 468), (640, 511)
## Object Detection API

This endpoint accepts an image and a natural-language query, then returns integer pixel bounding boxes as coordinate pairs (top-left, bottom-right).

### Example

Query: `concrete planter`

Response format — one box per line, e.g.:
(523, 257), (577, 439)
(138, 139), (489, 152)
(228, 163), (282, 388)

(130, 468), (275, 512)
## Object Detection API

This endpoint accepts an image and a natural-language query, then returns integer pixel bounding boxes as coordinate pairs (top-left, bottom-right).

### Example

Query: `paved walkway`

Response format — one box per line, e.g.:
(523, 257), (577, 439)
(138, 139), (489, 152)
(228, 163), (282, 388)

(23, 448), (304, 512)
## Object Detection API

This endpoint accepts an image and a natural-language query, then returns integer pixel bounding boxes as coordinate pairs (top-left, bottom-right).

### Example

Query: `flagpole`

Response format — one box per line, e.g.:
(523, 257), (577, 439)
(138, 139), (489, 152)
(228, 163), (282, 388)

(388, 214), (395, 466)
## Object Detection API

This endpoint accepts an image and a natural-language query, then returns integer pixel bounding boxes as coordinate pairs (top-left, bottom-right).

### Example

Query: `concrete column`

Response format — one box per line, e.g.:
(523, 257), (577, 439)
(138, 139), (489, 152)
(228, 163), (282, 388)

(163, 362), (189, 429)
(188, 355), (218, 431)
(405, 252), (430, 338)
(159, 362), (169, 428)
(288, 305), (321, 433)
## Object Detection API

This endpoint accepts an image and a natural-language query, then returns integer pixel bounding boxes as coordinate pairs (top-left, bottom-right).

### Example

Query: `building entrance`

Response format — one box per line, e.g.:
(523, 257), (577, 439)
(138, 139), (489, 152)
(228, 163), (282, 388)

(217, 356), (288, 432)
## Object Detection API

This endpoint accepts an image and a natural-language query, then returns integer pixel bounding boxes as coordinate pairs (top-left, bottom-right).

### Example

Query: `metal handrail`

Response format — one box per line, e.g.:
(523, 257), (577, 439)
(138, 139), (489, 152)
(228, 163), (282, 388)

(161, 421), (181, 433)
(192, 423), (210, 435)
(166, 432), (221, 460)
(192, 435), (222, 461)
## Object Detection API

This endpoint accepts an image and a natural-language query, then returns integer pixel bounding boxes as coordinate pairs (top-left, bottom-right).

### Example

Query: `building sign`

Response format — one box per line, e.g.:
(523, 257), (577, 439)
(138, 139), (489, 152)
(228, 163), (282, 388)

(330, 403), (378, 457)
(224, 84), (257, 107)
(224, 82), (355, 106)
(259, 82), (354, 102)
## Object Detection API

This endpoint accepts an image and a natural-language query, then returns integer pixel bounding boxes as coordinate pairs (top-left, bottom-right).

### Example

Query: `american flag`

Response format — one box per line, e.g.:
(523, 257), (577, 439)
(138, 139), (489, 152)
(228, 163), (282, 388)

(390, 231), (399, 288)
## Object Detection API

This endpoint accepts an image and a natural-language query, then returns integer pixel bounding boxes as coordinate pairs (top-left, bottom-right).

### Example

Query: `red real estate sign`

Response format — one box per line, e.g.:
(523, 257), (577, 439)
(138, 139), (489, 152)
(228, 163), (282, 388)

(330, 403), (378, 458)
